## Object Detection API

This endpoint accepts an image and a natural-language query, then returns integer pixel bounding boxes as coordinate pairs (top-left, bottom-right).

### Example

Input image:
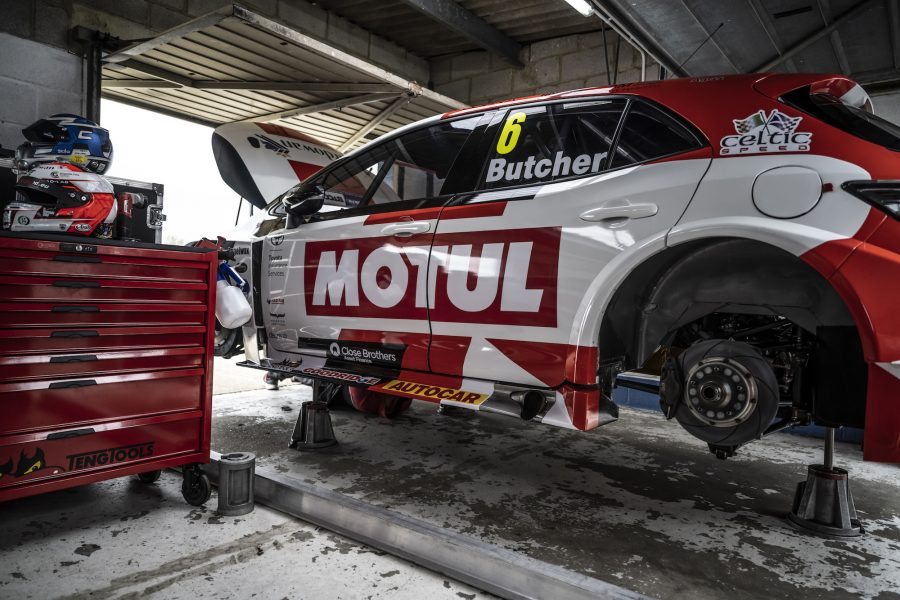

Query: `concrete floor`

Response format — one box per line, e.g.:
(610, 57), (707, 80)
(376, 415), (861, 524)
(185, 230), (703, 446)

(0, 470), (491, 600)
(212, 356), (297, 395)
(211, 384), (900, 600)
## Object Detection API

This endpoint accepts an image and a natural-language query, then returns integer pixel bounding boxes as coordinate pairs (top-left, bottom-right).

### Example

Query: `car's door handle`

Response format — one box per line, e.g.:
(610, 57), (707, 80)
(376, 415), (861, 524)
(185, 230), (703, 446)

(579, 202), (659, 222)
(380, 221), (431, 237)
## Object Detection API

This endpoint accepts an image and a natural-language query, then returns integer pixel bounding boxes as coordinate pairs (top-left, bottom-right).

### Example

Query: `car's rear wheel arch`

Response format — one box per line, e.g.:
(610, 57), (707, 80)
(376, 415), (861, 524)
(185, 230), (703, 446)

(598, 237), (860, 371)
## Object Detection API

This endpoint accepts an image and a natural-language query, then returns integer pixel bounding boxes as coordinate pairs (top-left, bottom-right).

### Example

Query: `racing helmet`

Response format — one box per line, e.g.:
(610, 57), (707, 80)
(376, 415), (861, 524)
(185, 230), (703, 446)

(14, 114), (113, 174)
(4, 162), (117, 237)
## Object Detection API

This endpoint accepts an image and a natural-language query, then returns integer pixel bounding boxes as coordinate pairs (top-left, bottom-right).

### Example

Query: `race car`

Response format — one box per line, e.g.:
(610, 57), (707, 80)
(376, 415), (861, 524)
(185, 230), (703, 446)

(232, 73), (900, 463)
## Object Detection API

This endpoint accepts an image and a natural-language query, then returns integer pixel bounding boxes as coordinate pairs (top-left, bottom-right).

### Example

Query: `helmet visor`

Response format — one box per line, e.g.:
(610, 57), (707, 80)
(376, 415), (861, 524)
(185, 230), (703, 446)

(22, 119), (67, 143)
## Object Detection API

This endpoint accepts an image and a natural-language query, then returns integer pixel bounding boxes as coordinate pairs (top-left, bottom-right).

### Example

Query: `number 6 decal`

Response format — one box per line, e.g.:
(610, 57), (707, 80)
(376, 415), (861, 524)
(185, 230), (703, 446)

(496, 112), (526, 155)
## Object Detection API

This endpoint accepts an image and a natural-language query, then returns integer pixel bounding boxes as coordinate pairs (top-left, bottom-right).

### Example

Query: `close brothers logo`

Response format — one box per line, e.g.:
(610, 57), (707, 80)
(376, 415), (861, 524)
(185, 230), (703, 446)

(720, 109), (812, 155)
(327, 340), (403, 367)
(304, 228), (561, 327)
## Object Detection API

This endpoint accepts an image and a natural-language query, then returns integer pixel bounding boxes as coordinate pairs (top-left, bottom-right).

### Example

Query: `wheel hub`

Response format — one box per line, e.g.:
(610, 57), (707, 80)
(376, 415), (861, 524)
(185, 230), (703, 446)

(684, 356), (758, 427)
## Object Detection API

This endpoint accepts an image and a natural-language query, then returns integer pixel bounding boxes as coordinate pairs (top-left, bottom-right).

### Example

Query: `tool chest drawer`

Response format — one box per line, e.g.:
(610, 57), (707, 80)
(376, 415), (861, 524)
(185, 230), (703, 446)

(0, 232), (210, 281)
(0, 249), (209, 283)
(0, 325), (207, 354)
(0, 302), (207, 327)
(0, 414), (203, 492)
(0, 369), (205, 435)
(0, 347), (204, 381)
(0, 275), (208, 304)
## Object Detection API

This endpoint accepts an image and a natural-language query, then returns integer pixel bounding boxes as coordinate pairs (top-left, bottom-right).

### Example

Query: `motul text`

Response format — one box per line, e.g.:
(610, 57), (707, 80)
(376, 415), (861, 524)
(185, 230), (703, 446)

(303, 227), (560, 326)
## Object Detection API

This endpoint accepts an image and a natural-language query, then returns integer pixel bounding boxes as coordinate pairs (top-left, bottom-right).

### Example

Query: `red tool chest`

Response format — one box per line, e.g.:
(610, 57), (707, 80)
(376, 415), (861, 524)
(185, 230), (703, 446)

(0, 232), (217, 504)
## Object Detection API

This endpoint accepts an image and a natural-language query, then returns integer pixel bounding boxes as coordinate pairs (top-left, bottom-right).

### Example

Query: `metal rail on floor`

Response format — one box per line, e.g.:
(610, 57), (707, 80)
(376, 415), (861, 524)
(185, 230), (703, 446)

(202, 452), (648, 600)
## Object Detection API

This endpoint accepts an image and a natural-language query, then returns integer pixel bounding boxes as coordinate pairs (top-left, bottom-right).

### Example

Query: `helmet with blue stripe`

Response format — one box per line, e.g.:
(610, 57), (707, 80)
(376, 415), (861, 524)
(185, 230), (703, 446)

(15, 114), (113, 174)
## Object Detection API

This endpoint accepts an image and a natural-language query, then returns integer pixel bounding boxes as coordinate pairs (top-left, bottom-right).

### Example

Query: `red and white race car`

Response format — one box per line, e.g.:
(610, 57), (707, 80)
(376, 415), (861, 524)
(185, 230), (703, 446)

(235, 73), (900, 463)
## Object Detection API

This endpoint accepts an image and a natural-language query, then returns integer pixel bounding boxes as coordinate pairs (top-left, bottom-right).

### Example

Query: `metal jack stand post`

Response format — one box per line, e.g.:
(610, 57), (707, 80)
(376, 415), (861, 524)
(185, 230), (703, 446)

(289, 380), (338, 450)
(787, 427), (863, 537)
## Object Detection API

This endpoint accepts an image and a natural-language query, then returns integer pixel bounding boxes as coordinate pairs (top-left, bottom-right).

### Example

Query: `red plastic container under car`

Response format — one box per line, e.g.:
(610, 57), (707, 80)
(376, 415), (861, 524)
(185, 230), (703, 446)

(0, 232), (217, 505)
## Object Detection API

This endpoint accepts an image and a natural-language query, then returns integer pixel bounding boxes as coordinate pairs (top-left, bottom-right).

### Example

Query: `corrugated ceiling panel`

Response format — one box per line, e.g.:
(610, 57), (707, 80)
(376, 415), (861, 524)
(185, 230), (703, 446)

(102, 8), (463, 151)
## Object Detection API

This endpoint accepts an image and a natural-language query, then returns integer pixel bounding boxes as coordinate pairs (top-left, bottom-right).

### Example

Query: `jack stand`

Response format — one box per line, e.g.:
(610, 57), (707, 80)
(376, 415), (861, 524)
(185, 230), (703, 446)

(787, 427), (863, 538)
(289, 381), (337, 450)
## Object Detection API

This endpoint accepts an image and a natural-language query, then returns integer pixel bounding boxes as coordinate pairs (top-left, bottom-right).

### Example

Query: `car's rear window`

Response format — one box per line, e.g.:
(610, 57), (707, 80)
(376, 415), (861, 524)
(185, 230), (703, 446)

(782, 85), (900, 151)
(610, 101), (703, 168)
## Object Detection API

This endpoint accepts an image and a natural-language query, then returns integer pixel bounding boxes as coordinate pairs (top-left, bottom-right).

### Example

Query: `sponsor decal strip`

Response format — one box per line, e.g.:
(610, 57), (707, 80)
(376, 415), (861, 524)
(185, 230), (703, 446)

(720, 109), (812, 155)
(372, 379), (489, 405)
(299, 366), (381, 385)
(261, 357), (303, 373)
(304, 227), (560, 326)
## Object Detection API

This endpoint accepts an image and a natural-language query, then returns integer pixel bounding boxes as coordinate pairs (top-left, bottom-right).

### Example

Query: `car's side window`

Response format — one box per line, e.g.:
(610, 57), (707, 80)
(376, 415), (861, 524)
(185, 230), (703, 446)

(313, 115), (481, 210)
(609, 101), (703, 168)
(319, 149), (387, 209)
(479, 99), (627, 190)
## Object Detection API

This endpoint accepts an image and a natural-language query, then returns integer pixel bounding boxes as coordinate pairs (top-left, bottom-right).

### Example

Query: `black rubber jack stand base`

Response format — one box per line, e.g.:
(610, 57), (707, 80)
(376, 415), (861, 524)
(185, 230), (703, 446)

(787, 464), (863, 538)
(289, 400), (337, 450)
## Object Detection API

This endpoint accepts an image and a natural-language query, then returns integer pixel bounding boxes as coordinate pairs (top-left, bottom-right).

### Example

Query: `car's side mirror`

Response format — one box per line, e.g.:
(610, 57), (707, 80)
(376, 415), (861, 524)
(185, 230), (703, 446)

(284, 184), (325, 228)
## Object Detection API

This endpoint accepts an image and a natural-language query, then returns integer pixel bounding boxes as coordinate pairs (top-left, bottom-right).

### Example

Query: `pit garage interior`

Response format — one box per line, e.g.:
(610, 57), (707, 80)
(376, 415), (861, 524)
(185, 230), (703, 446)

(1, 1), (900, 599)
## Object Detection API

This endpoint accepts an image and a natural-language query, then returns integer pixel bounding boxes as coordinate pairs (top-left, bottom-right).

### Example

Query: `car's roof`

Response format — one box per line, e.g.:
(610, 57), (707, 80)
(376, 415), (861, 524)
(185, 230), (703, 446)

(441, 73), (851, 119)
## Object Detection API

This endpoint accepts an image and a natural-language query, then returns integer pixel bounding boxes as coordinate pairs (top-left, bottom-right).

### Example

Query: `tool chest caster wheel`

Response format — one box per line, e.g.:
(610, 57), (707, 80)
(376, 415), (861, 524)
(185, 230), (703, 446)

(181, 464), (212, 506)
(137, 470), (162, 484)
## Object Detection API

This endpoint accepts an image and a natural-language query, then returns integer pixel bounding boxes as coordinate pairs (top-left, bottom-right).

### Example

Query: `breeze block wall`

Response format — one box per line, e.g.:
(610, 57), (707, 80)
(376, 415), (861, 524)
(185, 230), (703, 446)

(0, 1), (86, 151)
(430, 30), (661, 107)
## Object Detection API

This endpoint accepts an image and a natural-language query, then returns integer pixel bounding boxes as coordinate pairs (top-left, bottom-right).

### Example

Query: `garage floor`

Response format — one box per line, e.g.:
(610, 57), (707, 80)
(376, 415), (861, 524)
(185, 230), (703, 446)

(211, 384), (900, 600)
(0, 470), (491, 599)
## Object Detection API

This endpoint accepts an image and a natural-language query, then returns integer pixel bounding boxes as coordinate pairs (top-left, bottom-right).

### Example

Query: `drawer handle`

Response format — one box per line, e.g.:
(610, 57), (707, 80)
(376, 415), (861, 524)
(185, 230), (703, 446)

(52, 280), (100, 288)
(59, 243), (97, 254)
(49, 354), (98, 364)
(50, 330), (99, 338)
(49, 379), (97, 389)
(53, 255), (101, 264)
(47, 428), (95, 440)
(51, 305), (100, 313)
